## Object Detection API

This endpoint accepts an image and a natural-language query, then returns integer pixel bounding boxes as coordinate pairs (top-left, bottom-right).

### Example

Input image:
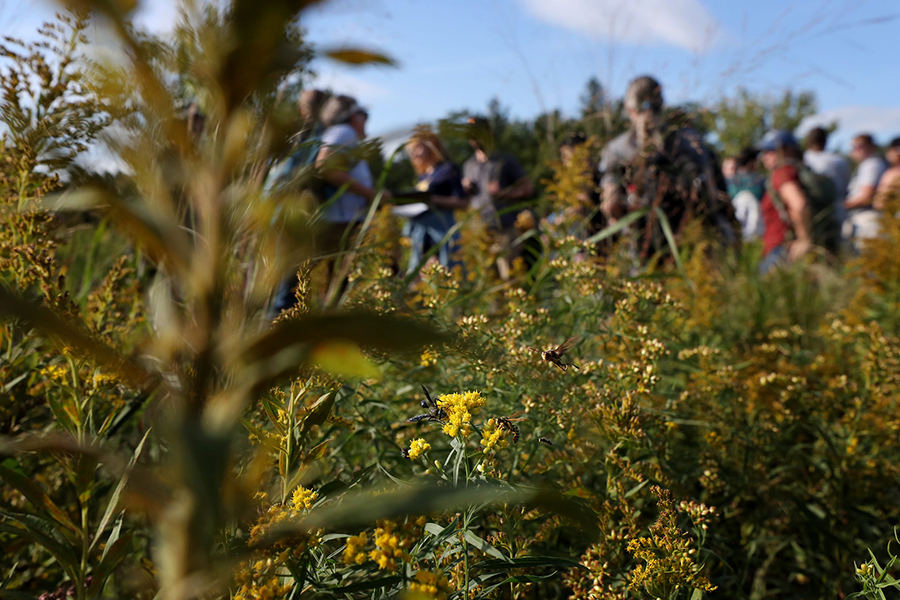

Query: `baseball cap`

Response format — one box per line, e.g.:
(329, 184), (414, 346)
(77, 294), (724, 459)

(758, 130), (798, 152)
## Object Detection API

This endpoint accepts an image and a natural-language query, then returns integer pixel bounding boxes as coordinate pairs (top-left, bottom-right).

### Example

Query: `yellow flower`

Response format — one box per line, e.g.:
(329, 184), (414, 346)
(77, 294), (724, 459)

(480, 419), (508, 453)
(407, 438), (431, 460)
(408, 569), (453, 599)
(420, 348), (438, 367)
(436, 391), (485, 438)
(343, 532), (368, 565)
(290, 486), (318, 512)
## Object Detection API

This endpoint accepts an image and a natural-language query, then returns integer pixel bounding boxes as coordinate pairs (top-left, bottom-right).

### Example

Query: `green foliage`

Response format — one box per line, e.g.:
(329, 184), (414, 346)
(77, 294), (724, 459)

(1, 7), (898, 600)
(704, 88), (818, 157)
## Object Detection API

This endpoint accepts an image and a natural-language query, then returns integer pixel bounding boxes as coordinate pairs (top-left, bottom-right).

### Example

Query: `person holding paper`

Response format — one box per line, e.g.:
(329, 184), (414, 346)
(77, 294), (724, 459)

(403, 127), (468, 274)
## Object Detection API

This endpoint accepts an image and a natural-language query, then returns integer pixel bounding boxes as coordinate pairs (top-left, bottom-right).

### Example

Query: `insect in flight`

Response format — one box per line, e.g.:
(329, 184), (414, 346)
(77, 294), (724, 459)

(406, 385), (447, 424)
(495, 412), (527, 444)
(528, 335), (580, 371)
(538, 437), (554, 447)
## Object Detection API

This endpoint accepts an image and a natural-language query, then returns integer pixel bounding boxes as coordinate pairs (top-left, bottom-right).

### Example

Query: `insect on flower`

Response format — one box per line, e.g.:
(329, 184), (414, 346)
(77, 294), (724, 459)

(496, 412), (527, 444)
(406, 385), (448, 424)
(527, 335), (580, 371)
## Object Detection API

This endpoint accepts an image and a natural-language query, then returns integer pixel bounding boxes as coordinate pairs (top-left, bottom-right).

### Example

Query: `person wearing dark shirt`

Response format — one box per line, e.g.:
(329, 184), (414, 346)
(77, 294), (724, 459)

(461, 116), (535, 278)
(404, 127), (468, 274)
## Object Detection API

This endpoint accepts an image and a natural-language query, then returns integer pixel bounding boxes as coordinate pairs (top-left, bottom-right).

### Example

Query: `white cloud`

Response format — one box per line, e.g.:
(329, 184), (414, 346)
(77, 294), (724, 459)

(800, 106), (900, 148)
(517, 0), (720, 52)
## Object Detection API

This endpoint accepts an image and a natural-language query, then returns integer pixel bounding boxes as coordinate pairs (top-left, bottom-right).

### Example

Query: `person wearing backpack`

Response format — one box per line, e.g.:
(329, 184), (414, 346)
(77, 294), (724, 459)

(599, 75), (736, 261)
(757, 130), (838, 274)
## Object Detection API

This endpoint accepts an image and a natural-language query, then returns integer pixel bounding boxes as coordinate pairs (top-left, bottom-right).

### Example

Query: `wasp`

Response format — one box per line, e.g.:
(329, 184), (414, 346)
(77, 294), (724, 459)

(528, 335), (580, 371)
(495, 412), (527, 444)
(538, 437), (554, 447)
(406, 385), (447, 424)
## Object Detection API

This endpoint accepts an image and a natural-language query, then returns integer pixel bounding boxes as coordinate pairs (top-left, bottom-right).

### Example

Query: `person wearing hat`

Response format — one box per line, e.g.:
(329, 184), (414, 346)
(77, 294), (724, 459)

(315, 95), (390, 223)
(757, 130), (812, 273)
(874, 137), (900, 210)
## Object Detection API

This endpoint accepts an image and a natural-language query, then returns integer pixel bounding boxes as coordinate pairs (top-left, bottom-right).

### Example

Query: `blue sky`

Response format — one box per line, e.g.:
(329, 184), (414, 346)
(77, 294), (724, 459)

(6, 0), (900, 151)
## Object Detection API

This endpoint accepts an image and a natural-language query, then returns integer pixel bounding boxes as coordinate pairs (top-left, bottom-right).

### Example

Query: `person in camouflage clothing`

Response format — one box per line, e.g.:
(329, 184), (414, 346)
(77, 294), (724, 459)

(599, 75), (735, 259)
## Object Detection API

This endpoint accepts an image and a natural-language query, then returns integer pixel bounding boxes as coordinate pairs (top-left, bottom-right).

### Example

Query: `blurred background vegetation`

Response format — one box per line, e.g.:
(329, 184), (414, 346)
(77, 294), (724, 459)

(0, 2), (898, 600)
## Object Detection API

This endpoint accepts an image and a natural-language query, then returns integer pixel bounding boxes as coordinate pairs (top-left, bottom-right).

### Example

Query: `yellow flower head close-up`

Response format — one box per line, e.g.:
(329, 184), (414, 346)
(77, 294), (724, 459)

(407, 438), (431, 459)
(290, 486), (319, 512)
(480, 419), (509, 454)
(408, 568), (453, 600)
(436, 391), (485, 438)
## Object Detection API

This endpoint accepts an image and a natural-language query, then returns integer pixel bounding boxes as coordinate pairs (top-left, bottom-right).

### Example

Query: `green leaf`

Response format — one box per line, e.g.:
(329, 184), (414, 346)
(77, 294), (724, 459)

(653, 206), (689, 282)
(254, 484), (598, 550)
(624, 480), (649, 499)
(303, 440), (331, 464)
(586, 208), (649, 244)
(310, 340), (381, 379)
(91, 429), (150, 553)
(0, 287), (155, 389)
(298, 393), (336, 439)
(325, 575), (402, 593)
(0, 464), (79, 535)
(85, 531), (133, 598)
(474, 572), (558, 598)
(239, 311), (450, 388)
(0, 512), (79, 572)
(464, 530), (508, 561)
(473, 556), (586, 571)
(0, 591), (39, 600)
(322, 47), (397, 66)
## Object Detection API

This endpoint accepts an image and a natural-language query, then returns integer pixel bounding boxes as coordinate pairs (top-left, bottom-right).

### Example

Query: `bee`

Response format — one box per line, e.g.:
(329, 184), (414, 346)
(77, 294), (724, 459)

(406, 385), (447, 424)
(496, 412), (527, 444)
(528, 335), (580, 371)
(401, 448), (411, 459)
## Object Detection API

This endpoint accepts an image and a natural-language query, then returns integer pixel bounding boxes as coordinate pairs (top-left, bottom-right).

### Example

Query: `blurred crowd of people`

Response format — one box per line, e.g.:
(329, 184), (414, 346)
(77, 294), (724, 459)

(263, 77), (900, 312)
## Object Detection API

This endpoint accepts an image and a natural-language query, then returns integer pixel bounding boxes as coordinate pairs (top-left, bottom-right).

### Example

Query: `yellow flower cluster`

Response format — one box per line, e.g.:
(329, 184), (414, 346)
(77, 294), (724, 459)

(39, 364), (69, 381)
(626, 487), (716, 596)
(408, 568), (453, 600)
(343, 532), (368, 565)
(232, 557), (293, 600)
(435, 391), (485, 438)
(407, 438), (431, 459)
(480, 419), (509, 454)
(369, 521), (412, 570)
(420, 347), (438, 367)
(343, 518), (425, 570)
(290, 486), (318, 512)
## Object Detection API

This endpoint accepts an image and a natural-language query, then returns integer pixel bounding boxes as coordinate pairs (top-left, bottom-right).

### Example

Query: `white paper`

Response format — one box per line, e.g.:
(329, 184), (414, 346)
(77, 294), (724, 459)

(391, 203), (429, 218)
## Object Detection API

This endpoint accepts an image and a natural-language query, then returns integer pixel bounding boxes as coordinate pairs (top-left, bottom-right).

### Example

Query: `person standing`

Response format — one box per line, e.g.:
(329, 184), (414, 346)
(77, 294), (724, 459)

(757, 130), (812, 273)
(874, 137), (900, 209)
(804, 126), (850, 227)
(403, 127), (468, 274)
(598, 75), (734, 259)
(728, 147), (765, 241)
(844, 133), (888, 243)
(461, 116), (534, 278)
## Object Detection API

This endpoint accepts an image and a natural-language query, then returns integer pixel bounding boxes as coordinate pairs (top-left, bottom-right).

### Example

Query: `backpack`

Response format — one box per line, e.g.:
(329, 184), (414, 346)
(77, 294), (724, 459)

(765, 162), (839, 253)
(633, 125), (737, 256)
(263, 133), (324, 195)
